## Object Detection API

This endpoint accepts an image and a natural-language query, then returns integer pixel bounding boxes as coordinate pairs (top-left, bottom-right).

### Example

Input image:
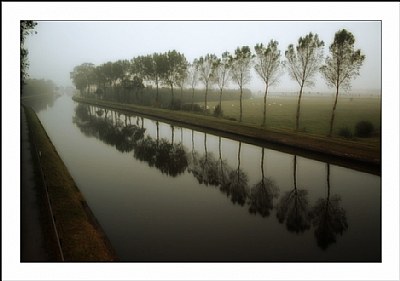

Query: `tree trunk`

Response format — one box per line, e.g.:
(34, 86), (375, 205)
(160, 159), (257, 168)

(155, 78), (159, 106)
(191, 88), (195, 111)
(261, 147), (265, 179)
(328, 87), (340, 137)
(326, 163), (331, 200)
(295, 85), (304, 131)
(204, 133), (207, 158)
(219, 88), (223, 112)
(171, 125), (174, 145)
(180, 86), (183, 110)
(239, 86), (243, 122)
(237, 142), (242, 181)
(262, 84), (269, 127)
(219, 136), (222, 161)
(170, 85), (174, 108)
(191, 130), (194, 154)
(204, 84), (208, 112)
(180, 127), (183, 144)
(156, 121), (159, 146)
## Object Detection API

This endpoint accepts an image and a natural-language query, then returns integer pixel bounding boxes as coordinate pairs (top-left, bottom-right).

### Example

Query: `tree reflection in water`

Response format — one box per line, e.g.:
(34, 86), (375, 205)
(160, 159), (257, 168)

(249, 147), (279, 217)
(73, 104), (350, 249)
(154, 139), (187, 177)
(188, 133), (220, 186)
(217, 137), (230, 189)
(74, 104), (188, 177)
(276, 155), (311, 233)
(22, 92), (58, 113)
(134, 136), (157, 166)
(187, 130), (200, 181)
(309, 164), (348, 249)
(220, 142), (248, 206)
(134, 125), (188, 177)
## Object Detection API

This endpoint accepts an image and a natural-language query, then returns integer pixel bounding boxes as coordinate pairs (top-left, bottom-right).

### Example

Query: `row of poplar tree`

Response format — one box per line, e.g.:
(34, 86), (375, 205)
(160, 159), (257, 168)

(70, 29), (365, 136)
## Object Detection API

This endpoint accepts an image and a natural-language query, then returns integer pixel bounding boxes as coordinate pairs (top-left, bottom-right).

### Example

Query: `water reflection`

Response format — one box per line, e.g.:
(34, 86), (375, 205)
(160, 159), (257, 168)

(217, 137), (231, 190)
(309, 164), (348, 249)
(74, 104), (188, 177)
(276, 155), (311, 233)
(189, 133), (220, 186)
(220, 142), (249, 206)
(248, 148), (279, 217)
(73, 103), (351, 249)
(21, 93), (58, 113)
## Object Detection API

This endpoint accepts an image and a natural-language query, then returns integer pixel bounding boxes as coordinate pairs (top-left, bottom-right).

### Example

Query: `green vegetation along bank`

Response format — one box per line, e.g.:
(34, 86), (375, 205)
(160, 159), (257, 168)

(73, 96), (380, 171)
(23, 105), (118, 261)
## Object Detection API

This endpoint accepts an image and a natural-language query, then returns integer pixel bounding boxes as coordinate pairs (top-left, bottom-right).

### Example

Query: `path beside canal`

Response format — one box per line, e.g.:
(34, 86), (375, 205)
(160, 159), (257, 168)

(21, 106), (54, 261)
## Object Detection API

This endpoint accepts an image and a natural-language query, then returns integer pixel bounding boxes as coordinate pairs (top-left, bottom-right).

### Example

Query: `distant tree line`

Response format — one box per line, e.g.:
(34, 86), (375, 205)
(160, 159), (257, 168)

(22, 78), (56, 97)
(70, 29), (365, 136)
(21, 78), (58, 113)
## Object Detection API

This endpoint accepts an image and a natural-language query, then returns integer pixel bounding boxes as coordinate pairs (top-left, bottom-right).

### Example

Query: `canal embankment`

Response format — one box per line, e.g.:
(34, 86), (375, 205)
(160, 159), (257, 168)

(21, 106), (58, 261)
(22, 105), (118, 261)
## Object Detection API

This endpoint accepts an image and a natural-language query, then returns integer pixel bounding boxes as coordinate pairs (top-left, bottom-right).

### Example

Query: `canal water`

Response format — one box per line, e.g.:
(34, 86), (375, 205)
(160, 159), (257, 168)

(33, 95), (380, 261)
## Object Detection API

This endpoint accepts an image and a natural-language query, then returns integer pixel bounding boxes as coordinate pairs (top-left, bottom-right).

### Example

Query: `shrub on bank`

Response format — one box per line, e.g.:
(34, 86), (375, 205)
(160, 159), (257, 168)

(355, 121), (374, 138)
(213, 104), (223, 117)
(338, 127), (353, 139)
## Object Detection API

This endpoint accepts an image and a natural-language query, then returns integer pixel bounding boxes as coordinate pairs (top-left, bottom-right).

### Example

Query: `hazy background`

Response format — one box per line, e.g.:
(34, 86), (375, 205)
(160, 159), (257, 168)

(25, 21), (381, 94)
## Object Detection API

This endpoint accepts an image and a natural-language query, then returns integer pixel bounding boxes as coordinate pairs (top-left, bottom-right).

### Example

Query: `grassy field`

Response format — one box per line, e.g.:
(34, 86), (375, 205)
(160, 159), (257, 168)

(207, 95), (381, 137)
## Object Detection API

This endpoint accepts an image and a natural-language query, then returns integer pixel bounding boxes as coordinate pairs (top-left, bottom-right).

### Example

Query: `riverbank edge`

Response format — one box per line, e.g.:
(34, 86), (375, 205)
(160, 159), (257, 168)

(23, 105), (118, 261)
(73, 96), (380, 170)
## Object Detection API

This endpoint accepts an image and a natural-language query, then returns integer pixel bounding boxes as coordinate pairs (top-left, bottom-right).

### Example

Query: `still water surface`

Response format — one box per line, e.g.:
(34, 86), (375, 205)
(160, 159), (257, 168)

(34, 95), (380, 261)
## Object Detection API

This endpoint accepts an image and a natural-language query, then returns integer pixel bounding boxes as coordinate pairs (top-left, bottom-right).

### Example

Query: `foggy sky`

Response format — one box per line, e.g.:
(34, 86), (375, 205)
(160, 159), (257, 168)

(25, 21), (381, 93)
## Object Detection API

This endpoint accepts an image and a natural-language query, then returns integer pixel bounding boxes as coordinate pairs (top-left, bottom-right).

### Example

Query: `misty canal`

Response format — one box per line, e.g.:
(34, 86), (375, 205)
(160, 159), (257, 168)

(31, 95), (380, 262)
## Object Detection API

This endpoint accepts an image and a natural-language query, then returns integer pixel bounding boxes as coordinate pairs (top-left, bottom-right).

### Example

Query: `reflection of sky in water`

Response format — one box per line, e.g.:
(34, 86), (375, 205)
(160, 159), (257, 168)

(36, 95), (381, 261)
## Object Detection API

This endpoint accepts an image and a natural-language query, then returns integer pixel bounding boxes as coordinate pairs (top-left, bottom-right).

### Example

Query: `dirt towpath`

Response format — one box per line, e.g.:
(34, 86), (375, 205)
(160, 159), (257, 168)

(20, 106), (54, 261)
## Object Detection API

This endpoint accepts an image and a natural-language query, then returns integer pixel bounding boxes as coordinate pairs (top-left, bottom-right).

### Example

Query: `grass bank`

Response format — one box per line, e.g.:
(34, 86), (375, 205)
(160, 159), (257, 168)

(23, 105), (118, 261)
(72, 96), (380, 170)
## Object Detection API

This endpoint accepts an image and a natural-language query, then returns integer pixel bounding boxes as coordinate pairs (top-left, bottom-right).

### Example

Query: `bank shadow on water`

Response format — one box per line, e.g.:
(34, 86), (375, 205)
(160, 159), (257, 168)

(73, 103), (356, 253)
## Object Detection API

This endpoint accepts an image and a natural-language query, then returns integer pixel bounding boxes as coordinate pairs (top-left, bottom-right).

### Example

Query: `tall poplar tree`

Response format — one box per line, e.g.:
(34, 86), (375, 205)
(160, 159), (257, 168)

(320, 29), (365, 136)
(285, 33), (324, 131)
